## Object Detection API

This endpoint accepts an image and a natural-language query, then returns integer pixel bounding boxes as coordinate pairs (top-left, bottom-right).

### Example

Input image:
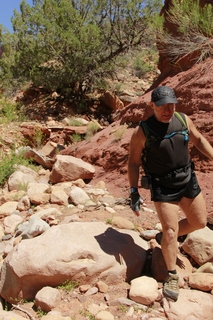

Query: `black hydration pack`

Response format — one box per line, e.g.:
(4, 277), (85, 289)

(140, 111), (189, 148)
(140, 112), (191, 189)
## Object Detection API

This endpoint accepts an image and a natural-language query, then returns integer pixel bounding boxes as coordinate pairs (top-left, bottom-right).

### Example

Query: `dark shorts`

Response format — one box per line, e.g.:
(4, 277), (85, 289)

(150, 171), (201, 202)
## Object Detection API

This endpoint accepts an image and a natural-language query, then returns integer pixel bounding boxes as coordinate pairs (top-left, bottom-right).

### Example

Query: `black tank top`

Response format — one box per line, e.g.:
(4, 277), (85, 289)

(140, 113), (190, 176)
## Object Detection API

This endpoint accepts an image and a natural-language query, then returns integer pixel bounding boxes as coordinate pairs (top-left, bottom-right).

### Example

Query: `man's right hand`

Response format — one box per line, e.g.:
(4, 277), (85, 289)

(130, 191), (141, 216)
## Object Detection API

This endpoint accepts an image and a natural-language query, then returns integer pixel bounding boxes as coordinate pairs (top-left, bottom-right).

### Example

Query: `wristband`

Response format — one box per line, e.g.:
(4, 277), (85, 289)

(130, 187), (138, 194)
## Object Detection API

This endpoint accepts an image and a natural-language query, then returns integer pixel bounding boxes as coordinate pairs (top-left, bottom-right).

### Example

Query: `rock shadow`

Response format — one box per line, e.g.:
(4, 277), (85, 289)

(95, 227), (147, 282)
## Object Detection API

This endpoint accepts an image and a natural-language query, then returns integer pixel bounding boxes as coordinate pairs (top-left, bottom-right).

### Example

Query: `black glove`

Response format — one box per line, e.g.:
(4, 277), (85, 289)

(130, 191), (141, 212)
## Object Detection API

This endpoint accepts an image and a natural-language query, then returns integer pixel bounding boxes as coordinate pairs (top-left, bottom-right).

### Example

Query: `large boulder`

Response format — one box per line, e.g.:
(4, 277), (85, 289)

(0, 310), (28, 320)
(182, 227), (213, 265)
(163, 289), (213, 320)
(49, 155), (95, 183)
(0, 222), (148, 303)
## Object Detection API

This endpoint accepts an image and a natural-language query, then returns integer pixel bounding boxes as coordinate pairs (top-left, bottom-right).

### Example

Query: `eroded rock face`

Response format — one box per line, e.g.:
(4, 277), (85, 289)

(118, 58), (213, 124)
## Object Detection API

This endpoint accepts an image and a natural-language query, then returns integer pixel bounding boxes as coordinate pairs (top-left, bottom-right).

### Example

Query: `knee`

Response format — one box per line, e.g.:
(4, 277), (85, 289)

(196, 217), (206, 230)
(164, 228), (177, 243)
(190, 214), (207, 230)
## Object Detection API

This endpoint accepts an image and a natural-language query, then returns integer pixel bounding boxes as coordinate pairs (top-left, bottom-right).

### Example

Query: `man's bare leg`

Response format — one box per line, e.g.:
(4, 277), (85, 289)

(154, 201), (180, 300)
(178, 192), (207, 236)
(154, 202), (179, 270)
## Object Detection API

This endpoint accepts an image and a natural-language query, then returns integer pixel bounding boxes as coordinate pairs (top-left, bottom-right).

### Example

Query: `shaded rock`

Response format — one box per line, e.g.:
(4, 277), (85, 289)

(38, 141), (64, 158)
(151, 246), (193, 283)
(140, 229), (159, 240)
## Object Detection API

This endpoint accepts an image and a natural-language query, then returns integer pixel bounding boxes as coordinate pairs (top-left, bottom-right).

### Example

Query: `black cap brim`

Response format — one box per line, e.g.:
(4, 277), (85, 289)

(154, 97), (178, 106)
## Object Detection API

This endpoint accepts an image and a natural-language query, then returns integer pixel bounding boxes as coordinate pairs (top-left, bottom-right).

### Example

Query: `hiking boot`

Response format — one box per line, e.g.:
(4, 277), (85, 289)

(163, 272), (179, 301)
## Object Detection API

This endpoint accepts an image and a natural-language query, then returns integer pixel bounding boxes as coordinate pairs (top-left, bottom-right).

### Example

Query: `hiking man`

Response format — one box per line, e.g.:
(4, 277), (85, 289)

(128, 85), (213, 301)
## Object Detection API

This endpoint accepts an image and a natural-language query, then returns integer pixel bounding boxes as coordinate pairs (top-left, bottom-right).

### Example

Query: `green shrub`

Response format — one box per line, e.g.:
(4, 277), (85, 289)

(168, 0), (213, 37)
(0, 149), (31, 187)
(112, 124), (127, 141)
(36, 309), (47, 318)
(33, 126), (45, 148)
(79, 310), (95, 320)
(57, 280), (79, 293)
(0, 97), (26, 124)
(85, 121), (100, 139)
(71, 133), (82, 143)
(131, 48), (159, 78)
(17, 181), (29, 191)
(67, 118), (84, 126)
(133, 57), (152, 77)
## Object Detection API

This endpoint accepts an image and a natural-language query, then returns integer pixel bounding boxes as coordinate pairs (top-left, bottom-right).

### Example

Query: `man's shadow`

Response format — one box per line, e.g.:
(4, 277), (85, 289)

(95, 227), (147, 282)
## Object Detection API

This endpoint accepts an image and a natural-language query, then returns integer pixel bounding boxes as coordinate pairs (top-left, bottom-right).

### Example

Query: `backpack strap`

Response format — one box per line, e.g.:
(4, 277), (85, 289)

(139, 121), (159, 137)
(139, 120), (160, 146)
(140, 111), (188, 146)
(174, 111), (187, 129)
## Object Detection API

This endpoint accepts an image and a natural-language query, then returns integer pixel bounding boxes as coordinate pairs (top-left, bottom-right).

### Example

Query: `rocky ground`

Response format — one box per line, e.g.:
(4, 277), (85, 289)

(0, 64), (213, 319)
(0, 171), (162, 320)
(1, 202), (162, 320)
(0, 119), (160, 320)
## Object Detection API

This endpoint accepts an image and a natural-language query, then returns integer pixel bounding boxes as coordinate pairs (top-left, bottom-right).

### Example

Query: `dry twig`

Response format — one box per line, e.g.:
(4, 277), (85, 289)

(11, 304), (36, 320)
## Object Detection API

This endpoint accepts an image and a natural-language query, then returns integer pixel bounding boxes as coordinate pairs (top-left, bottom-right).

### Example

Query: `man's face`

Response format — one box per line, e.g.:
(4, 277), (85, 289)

(151, 102), (176, 123)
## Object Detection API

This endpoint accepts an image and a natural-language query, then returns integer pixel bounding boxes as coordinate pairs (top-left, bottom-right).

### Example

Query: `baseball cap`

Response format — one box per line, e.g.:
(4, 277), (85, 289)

(151, 86), (178, 106)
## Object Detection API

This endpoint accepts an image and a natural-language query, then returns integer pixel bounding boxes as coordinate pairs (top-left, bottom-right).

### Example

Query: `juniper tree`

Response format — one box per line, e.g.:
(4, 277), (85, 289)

(0, 0), (162, 98)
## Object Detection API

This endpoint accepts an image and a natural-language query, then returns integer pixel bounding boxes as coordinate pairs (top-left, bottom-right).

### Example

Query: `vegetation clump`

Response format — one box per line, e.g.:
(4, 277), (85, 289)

(158, 0), (213, 65)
